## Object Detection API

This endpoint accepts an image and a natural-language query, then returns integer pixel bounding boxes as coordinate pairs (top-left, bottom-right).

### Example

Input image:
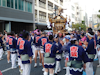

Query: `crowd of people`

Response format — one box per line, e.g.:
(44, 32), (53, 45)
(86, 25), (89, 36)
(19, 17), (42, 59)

(0, 28), (100, 75)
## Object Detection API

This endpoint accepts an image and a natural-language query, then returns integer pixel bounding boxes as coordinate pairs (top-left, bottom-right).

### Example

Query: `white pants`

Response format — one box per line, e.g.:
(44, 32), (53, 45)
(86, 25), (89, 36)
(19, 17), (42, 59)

(11, 54), (17, 68)
(55, 61), (61, 73)
(0, 48), (3, 59)
(97, 51), (100, 64)
(22, 64), (31, 75)
(85, 62), (93, 75)
(18, 58), (23, 70)
(31, 45), (36, 59)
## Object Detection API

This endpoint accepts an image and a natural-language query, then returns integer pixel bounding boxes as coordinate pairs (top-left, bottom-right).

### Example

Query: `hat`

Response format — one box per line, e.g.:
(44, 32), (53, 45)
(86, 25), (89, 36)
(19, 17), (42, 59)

(70, 38), (77, 41)
(86, 32), (94, 37)
(65, 35), (70, 40)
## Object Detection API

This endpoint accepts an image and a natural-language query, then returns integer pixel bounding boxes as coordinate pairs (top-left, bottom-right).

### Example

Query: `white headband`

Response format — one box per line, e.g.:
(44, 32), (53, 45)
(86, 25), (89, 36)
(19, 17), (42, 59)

(86, 33), (94, 37)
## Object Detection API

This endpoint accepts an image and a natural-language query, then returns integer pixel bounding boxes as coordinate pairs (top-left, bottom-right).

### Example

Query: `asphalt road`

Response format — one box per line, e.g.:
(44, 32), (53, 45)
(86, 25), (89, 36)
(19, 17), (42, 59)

(0, 54), (99, 75)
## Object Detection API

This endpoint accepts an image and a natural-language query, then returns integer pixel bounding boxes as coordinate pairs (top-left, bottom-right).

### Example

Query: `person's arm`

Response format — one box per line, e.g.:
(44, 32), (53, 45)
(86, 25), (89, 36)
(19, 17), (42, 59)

(58, 43), (62, 53)
(27, 42), (33, 63)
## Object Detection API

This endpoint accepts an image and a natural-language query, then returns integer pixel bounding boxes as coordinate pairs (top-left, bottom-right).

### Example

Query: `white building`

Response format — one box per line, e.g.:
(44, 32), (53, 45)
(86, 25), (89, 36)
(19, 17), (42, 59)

(63, 0), (85, 24)
(35, 0), (64, 30)
(63, 0), (75, 24)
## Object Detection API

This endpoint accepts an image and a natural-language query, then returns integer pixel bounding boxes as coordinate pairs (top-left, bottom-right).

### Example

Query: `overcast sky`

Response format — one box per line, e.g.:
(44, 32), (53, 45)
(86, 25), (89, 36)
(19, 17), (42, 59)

(71, 0), (100, 17)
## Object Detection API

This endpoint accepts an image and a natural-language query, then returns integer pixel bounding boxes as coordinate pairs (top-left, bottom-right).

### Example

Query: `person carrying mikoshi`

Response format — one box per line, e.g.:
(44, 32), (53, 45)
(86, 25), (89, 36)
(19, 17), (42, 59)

(38, 32), (49, 71)
(62, 35), (71, 75)
(43, 35), (57, 75)
(0, 32), (3, 60)
(33, 30), (42, 67)
(8, 31), (17, 69)
(18, 31), (33, 75)
(54, 34), (62, 75)
(17, 32), (23, 75)
(85, 31), (96, 75)
(66, 38), (89, 75)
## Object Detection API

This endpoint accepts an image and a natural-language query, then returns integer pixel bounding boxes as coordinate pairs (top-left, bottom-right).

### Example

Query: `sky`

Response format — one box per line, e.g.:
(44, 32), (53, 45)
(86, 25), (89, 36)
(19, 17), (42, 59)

(71, 0), (100, 17)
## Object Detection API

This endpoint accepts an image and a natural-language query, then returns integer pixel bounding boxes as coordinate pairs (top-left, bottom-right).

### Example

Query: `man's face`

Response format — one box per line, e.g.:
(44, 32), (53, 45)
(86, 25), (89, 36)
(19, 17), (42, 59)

(54, 38), (58, 42)
(32, 33), (34, 36)
(75, 40), (79, 45)
(97, 31), (100, 36)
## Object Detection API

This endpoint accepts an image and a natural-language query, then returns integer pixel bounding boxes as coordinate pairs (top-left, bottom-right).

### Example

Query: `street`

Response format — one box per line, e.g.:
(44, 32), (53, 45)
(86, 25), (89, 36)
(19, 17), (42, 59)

(0, 54), (99, 75)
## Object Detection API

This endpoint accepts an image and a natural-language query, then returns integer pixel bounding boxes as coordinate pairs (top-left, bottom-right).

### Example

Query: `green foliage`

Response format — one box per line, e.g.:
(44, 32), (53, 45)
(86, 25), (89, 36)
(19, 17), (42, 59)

(97, 15), (100, 19)
(72, 23), (86, 31)
(97, 10), (100, 19)
(82, 20), (85, 24)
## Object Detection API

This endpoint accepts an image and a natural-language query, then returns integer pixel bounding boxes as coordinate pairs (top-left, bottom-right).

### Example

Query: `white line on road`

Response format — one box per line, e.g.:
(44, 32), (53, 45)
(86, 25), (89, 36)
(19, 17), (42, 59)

(1, 59), (34, 73)
(1, 65), (18, 73)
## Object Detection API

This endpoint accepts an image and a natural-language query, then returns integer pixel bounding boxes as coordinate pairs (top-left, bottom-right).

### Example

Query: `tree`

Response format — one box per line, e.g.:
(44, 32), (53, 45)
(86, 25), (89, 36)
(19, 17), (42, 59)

(97, 10), (100, 19)
(72, 23), (86, 31)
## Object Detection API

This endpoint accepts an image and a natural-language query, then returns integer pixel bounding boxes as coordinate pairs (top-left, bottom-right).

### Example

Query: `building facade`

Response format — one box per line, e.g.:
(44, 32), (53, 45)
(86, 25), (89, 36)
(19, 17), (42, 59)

(0, 0), (34, 33)
(0, 0), (64, 33)
(63, 0), (85, 25)
(35, 0), (64, 31)
(63, 0), (75, 24)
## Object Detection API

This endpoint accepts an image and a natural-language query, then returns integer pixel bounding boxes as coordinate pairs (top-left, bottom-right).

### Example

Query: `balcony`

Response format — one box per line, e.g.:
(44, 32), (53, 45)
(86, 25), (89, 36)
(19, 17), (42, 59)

(60, 2), (63, 6)
(39, 19), (46, 22)
(48, 6), (53, 11)
(35, 18), (38, 22)
(39, 2), (46, 9)
(54, 0), (58, 3)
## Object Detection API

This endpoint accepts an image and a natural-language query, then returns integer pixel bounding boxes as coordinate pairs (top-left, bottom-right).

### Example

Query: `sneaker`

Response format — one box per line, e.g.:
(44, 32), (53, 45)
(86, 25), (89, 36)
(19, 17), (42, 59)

(57, 69), (61, 73)
(42, 68), (45, 71)
(97, 64), (100, 67)
(63, 67), (66, 70)
(34, 63), (37, 68)
(8, 61), (11, 63)
(12, 66), (17, 69)
(39, 63), (42, 66)
(20, 70), (23, 75)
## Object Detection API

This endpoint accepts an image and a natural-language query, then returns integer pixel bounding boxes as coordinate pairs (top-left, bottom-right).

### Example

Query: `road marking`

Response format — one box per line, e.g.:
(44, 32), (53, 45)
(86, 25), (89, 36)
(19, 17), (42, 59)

(1, 59), (34, 73)
(1, 65), (18, 73)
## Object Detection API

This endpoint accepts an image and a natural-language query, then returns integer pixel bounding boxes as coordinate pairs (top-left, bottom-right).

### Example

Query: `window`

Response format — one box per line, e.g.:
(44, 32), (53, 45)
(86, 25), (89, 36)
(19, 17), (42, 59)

(77, 7), (79, 9)
(72, 14), (74, 18)
(39, 12), (46, 20)
(7, 0), (10, 7)
(25, 1), (28, 11)
(7, 0), (13, 8)
(21, 0), (24, 10)
(0, 0), (1, 6)
(77, 12), (79, 15)
(11, 0), (13, 8)
(28, 2), (32, 12)
(35, 10), (37, 18)
(18, 0), (24, 10)
(2, 0), (6, 7)
(18, 0), (21, 10)
(15, 0), (17, 9)
(72, 6), (74, 11)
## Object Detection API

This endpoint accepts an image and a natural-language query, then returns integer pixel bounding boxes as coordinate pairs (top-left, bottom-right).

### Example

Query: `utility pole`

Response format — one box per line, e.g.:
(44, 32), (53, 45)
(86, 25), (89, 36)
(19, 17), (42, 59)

(54, 6), (58, 16)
